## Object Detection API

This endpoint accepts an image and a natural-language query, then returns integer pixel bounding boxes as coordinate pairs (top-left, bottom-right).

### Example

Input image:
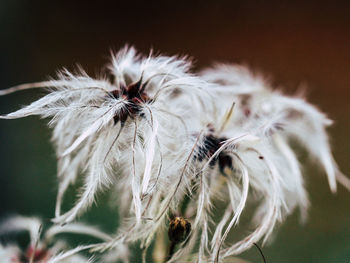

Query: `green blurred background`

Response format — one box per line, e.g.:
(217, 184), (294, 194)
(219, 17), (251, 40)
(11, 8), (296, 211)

(0, 0), (349, 262)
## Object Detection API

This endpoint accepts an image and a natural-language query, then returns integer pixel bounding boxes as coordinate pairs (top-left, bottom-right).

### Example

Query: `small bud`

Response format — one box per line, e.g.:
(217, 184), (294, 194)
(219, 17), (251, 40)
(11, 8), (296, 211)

(24, 245), (50, 262)
(168, 217), (191, 244)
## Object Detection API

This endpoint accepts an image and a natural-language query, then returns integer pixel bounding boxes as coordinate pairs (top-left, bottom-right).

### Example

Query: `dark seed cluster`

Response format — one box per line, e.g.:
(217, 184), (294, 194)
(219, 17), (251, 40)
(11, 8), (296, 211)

(168, 216), (191, 244)
(111, 78), (151, 124)
(195, 134), (233, 175)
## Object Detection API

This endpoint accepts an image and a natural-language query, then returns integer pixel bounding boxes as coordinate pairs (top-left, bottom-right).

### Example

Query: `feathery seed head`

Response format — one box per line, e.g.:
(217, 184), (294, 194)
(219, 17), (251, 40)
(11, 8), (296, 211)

(0, 48), (348, 263)
(0, 216), (112, 263)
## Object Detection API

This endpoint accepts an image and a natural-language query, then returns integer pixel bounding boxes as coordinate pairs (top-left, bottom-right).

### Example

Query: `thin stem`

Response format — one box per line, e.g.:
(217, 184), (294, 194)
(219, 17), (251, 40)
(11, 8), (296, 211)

(142, 245), (148, 263)
(166, 241), (176, 262)
(253, 243), (267, 263)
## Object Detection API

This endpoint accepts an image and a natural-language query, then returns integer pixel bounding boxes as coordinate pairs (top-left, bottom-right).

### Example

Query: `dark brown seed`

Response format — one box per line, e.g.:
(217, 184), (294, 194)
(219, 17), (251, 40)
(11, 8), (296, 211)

(168, 217), (191, 244)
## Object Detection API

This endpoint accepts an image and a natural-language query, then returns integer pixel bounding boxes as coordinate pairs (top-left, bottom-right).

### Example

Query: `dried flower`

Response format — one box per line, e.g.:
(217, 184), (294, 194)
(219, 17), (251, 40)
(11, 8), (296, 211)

(1, 49), (348, 263)
(168, 217), (191, 244)
(0, 47), (212, 228)
(0, 215), (111, 263)
(183, 64), (350, 261)
(167, 217), (191, 261)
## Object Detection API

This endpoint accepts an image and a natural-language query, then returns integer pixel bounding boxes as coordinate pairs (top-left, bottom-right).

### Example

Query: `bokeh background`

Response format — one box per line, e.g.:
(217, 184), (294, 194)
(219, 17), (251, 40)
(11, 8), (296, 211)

(0, 0), (349, 262)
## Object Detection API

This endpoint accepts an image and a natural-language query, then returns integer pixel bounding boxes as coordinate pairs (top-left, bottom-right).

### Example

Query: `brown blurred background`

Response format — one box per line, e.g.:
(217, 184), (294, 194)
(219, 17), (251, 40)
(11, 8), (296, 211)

(0, 0), (349, 262)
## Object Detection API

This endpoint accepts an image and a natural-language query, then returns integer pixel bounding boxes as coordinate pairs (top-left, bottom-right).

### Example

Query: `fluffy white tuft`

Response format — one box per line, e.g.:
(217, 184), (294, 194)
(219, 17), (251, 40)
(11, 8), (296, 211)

(0, 50), (347, 262)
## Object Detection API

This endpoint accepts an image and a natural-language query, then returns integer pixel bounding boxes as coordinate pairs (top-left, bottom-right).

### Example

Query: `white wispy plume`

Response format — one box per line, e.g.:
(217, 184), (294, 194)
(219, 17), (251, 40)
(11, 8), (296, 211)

(0, 215), (111, 263)
(152, 64), (348, 262)
(1, 49), (348, 263)
(0, 47), (213, 228)
(176, 64), (349, 262)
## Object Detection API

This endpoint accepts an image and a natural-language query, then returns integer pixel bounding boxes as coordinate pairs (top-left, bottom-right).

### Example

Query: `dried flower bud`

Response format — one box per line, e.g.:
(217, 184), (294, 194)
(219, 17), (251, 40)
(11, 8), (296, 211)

(168, 217), (191, 244)
(23, 245), (51, 262)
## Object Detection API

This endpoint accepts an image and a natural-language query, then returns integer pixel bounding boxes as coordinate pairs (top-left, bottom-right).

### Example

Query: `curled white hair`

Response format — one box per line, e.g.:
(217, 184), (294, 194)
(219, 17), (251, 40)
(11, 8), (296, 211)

(0, 47), (214, 228)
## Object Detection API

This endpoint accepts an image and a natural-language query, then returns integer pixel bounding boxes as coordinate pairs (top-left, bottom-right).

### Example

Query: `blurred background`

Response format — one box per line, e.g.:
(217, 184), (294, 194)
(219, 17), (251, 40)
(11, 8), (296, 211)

(0, 0), (349, 262)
